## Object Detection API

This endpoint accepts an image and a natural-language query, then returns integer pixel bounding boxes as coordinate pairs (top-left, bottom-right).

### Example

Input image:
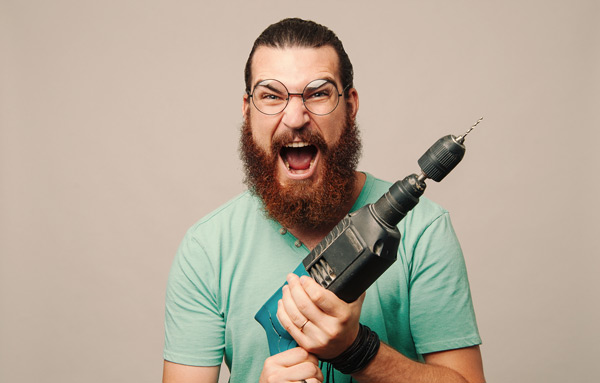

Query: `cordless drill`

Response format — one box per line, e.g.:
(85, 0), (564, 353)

(255, 118), (482, 355)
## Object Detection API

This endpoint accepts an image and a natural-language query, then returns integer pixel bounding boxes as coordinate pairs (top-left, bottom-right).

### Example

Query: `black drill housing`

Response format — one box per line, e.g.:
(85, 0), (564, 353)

(302, 175), (427, 302)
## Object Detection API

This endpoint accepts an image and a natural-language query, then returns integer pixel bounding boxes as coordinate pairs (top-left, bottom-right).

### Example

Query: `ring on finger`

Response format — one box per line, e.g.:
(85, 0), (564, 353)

(299, 318), (309, 331)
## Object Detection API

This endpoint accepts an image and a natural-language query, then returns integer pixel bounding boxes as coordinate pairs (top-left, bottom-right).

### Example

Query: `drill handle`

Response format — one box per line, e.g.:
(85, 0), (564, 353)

(254, 263), (308, 355)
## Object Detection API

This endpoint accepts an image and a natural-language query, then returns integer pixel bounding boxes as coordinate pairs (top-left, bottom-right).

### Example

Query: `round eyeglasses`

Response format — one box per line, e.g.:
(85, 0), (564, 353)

(247, 79), (349, 116)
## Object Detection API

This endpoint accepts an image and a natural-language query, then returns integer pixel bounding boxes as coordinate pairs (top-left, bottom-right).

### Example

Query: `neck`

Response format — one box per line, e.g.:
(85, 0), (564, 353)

(288, 171), (366, 250)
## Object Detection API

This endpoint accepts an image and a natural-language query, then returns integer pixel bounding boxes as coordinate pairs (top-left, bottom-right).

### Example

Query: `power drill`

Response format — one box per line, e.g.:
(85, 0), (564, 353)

(255, 118), (483, 355)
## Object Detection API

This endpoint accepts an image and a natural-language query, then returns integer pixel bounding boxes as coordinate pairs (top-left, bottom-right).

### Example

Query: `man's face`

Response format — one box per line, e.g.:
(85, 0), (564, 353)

(243, 46), (359, 189)
(240, 46), (362, 231)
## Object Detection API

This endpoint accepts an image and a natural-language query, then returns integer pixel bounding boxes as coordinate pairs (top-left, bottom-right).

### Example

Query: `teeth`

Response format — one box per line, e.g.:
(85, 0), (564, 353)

(285, 142), (310, 148)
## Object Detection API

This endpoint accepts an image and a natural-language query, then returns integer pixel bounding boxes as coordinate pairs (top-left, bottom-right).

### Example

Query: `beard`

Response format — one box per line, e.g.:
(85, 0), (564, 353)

(239, 109), (362, 232)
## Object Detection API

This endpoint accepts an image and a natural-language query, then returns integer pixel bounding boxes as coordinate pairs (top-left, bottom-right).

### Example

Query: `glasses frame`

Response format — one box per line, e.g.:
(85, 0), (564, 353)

(247, 79), (350, 116)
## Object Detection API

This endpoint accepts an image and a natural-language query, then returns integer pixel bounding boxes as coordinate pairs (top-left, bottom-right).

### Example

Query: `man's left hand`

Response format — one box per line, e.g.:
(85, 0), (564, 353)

(276, 273), (365, 359)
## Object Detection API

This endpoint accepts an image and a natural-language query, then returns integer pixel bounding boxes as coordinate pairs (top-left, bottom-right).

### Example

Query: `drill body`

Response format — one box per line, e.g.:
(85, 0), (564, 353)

(303, 174), (426, 302)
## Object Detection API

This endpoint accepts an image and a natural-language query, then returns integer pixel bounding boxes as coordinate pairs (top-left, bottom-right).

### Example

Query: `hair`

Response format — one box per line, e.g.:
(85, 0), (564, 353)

(244, 18), (354, 95)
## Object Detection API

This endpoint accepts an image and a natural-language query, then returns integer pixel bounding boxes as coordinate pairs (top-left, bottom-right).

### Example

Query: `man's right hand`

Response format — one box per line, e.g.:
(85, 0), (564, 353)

(259, 347), (323, 383)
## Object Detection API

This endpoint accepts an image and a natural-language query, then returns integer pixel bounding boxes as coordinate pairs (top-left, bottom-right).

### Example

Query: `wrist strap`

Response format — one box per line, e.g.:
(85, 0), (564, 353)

(322, 324), (380, 375)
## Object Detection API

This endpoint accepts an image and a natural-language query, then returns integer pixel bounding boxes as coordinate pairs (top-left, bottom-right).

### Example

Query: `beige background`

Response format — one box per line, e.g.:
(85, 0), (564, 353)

(1, 0), (599, 382)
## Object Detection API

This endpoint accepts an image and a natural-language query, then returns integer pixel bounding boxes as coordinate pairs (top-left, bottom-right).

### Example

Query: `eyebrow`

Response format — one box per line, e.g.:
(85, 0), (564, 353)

(255, 81), (286, 94)
(317, 75), (338, 85)
(252, 76), (340, 92)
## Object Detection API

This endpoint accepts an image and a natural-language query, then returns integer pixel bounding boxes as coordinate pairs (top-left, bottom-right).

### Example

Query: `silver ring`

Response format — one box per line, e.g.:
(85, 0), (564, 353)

(299, 319), (309, 331)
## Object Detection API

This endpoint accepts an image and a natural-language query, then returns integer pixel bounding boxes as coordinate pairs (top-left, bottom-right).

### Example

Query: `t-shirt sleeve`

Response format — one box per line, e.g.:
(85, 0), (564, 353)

(408, 212), (482, 355)
(163, 229), (225, 366)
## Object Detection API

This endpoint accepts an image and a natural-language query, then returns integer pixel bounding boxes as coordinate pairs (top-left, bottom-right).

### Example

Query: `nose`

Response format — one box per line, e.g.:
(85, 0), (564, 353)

(281, 94), (309, 129)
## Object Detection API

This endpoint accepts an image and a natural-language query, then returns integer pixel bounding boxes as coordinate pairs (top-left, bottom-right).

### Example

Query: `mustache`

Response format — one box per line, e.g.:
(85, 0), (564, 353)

(270, 129), (329, 156)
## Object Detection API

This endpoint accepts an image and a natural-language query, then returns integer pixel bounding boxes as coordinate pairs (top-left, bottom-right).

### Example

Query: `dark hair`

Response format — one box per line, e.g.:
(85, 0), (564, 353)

(244, 18), (354, 95)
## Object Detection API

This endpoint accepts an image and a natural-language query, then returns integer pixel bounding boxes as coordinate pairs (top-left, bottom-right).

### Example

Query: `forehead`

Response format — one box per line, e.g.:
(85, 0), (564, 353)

(251, 46), (341, 90)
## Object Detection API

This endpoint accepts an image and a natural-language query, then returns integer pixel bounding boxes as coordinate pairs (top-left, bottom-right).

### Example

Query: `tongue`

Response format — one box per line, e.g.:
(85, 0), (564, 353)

(284, 148), (313, 170)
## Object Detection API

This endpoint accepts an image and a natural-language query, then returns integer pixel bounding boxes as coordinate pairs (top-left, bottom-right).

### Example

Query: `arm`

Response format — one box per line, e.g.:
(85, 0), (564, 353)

(352, 344), (485, 383)
(163, 232), (226, 382)
(278, 274), (485, 383)
(162, 361), (220, 383)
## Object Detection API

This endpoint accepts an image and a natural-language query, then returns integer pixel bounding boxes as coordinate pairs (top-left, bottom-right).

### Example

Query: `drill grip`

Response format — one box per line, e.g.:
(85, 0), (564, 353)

(254, 263), (308, 355)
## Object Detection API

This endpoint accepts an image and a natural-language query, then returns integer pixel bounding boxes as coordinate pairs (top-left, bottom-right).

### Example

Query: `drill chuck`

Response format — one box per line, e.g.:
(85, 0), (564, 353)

(417, 117), (482, 182)
(417, 135), (466, 182)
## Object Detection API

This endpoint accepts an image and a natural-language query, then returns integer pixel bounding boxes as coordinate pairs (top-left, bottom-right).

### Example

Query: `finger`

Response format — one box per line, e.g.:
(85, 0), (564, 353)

(297, 353), (324, 383)
(277, 298), (313, 346)
(286, 274), (326, 324)
(306, 352), (319, 365)
(281, 284), (309, 329)
(284, 360), (323, 383)
(267, 349), (323, 380)
(261, 349), (323, 383)
(266, 347), (311, 368)
(299, 275), (346, 316)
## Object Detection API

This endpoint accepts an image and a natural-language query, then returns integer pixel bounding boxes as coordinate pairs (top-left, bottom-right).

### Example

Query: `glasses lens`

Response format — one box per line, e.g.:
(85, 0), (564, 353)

(303, 79), (340, 115)
(252, 80), (288, 115)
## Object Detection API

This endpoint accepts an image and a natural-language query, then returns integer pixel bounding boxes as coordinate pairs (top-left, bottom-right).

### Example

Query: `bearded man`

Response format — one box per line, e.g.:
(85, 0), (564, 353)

(163, 18), (485, 383)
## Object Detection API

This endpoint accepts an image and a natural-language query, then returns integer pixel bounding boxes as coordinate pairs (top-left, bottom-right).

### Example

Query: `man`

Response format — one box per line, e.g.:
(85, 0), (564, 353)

(163, 18), (485, 383)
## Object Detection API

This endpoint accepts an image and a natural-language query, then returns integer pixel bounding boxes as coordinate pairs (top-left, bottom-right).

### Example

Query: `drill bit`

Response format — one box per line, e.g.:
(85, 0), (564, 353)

(456, 117), (483, 144)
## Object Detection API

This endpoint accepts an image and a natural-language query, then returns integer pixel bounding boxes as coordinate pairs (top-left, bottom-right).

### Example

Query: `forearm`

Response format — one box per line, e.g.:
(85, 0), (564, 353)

(162, 361), (220, 383)
(351, 343), (471, 383)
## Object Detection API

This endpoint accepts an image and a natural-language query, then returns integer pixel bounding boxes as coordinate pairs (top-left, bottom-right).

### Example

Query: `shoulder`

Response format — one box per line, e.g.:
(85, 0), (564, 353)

(169, 191), (272, 290)
(194, 191), (260, 226)
(173, 191), (268, 266)
(185, 191), (265, 240)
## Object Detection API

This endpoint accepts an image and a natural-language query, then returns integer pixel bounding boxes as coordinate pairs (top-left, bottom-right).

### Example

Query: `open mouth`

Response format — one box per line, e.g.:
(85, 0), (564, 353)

(280, 142), (319, 175)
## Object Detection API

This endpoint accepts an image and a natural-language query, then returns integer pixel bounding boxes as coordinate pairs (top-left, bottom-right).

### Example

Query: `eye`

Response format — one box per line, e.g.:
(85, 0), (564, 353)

(307, 89), (330, 99)
(304, 80), (336, 101)
(262, 93), (280, 100)
(305, 86), (335, 103)
(255, 89), (286, 103)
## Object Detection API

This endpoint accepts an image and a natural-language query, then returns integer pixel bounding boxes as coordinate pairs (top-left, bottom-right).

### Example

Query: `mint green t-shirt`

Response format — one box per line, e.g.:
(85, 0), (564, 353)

(164, 173), (481, 382)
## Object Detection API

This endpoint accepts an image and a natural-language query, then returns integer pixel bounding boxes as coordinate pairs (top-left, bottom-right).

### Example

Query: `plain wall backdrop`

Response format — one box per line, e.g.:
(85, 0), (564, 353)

(1, 1), (598, 382)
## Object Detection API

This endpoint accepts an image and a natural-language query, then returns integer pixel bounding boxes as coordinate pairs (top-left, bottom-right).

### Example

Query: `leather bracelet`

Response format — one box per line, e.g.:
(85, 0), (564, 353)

(322, 324), (380, 375)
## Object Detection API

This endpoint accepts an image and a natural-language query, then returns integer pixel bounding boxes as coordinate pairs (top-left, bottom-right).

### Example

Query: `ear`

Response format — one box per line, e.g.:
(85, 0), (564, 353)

(346, 88), (359, 119)
(242, 93), (250, 120)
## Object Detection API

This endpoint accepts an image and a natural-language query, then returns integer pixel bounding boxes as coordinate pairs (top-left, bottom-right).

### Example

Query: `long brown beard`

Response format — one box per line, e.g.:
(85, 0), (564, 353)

(239, 110), (362, 231)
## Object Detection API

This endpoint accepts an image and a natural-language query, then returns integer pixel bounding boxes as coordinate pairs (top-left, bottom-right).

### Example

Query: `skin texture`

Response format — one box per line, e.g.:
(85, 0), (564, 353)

(162, 361), (219, 383)
(163, 46), (485, 383)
